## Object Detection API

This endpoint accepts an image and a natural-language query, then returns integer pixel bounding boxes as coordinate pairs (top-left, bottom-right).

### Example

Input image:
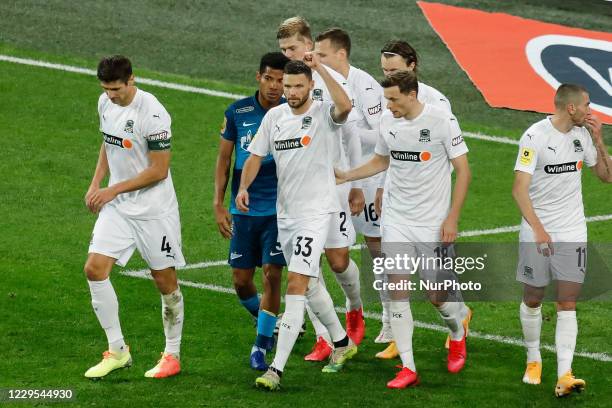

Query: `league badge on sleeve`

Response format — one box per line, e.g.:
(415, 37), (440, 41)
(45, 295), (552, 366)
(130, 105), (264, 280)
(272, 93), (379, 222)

(520, 147), (535, 165)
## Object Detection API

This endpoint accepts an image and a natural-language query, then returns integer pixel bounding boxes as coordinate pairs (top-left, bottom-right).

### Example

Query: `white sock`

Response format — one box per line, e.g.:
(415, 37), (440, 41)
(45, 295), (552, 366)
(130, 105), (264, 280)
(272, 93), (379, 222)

(305, 276), (332, 343)
(334, 259), (362, 311)
(271, 295), (306, 372)
(305, 304), (332, 344)
(88, 279), (126, 353)
(520, 302), (542, 363)
(381, 300), (390, 327)
(390, 301), (416, 371)
(556, 310), (577, 378)
(306, 277), (346, 343)
(162, 288), (184, 357)
(436, 302), (465, 341)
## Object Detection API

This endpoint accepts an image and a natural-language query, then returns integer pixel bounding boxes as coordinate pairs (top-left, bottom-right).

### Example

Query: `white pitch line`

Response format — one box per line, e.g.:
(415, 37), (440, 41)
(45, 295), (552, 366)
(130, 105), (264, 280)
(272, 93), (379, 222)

(459, 214), (612, 238)
(1, 53), (523, 146)
(120, 268), (612, 362)
(0, 54), (246, 100)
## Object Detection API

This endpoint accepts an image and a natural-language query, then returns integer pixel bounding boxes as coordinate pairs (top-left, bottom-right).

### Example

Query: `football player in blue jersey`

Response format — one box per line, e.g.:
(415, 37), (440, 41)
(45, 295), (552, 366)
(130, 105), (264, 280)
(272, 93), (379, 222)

(213, 52), (290, 370)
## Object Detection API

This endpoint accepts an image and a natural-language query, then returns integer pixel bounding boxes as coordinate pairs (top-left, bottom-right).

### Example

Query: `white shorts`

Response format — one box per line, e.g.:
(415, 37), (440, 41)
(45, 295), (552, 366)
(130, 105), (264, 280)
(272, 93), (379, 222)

(516, 224), (587, 287)
(89, 205), (186, 270)
(381, 223), (455, 282)
(325, 183), (356, 249)
(351, 181), (381, 238)
(278, 213), (332, 277)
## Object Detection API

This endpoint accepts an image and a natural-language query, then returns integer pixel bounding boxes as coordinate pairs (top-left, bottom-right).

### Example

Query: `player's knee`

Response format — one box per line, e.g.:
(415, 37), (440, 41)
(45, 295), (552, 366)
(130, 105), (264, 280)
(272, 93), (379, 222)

(524, 299), (542, 308)
(262, 265), (282, 287)
(232, 269), (252, 290)
(84, 260), (108, 281)
(328, 256), (349, 273)
(556, 301), (576, 311)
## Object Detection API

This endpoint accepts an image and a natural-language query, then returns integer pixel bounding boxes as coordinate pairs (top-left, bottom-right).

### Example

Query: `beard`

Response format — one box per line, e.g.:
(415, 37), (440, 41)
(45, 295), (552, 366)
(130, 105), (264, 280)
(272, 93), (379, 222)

(287, 94), (310, 109)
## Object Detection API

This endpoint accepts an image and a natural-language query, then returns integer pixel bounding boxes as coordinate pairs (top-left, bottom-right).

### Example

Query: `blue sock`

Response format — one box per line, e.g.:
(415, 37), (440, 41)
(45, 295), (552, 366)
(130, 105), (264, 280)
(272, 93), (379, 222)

(256, 310), (277, 351)
(239, 294), (260, 318)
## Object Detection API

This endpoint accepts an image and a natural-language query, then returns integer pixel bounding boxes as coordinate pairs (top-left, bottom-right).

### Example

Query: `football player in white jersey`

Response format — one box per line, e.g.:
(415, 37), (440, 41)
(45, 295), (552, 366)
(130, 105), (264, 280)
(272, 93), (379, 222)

(83, 56), (185, 380)
(335, 70), (472, 389)
(374, 39), (468, 358)
(512, 84), (612, 396)
(276, 16), (365, 361)
(237, 57), (357, 391)
(314, 27), (387, 350)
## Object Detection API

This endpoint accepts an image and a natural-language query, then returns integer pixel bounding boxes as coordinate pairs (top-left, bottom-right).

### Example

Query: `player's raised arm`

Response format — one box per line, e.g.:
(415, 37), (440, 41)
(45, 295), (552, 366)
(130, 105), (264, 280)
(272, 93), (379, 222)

(443, 154), (471, 243)
(304, 51), (351, 123)
(85, 143), (110, 212)
(213, 136), (235, 238)
(585, 114), (612, 183)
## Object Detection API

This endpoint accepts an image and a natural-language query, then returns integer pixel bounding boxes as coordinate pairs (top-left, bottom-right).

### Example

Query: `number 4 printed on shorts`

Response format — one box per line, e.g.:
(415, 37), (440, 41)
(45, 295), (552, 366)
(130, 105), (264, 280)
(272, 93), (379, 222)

(161, 236), (174, 258)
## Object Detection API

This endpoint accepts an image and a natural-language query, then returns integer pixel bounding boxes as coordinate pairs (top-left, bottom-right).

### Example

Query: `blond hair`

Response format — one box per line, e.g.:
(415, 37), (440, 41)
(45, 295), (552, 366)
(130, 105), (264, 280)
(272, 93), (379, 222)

(277, 16), (312, 41)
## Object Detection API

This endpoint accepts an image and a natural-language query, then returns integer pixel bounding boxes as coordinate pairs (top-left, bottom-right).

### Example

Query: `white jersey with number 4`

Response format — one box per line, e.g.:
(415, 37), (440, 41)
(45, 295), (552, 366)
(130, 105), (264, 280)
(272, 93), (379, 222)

(98, 88), (178, 219)
(375, 104), (468, 227)
(248, 100), (342, 219)
(514, 117), (597, 232)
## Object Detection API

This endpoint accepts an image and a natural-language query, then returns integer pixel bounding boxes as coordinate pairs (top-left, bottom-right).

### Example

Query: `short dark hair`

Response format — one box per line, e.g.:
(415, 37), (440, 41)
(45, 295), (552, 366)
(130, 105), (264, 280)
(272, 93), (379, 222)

(259, 52), (290, 73)
(554, 83), (588, 109)
(97, 55), (132, 83)
(315, 28), (351, 57)
(380, 70), (419, 95)
(381, 40), (419, 72)
(284, 60), (312, 80)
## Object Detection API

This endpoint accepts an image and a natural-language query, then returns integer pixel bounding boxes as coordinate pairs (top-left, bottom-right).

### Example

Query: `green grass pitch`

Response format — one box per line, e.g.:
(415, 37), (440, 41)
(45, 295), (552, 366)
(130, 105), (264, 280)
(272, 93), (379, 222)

(0, 1), (611, 406)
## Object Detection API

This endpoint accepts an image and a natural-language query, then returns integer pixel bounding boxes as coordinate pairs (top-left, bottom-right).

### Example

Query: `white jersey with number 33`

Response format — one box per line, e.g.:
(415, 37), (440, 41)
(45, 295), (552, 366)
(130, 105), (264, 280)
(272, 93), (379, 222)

(248, 101), (342, 219)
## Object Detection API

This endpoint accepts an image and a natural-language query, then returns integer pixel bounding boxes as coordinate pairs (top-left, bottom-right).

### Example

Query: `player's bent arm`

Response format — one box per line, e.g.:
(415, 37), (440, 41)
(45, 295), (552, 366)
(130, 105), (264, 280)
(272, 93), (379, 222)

(511, 171), (546, 232)
(308, 55), (351, 123)
(112, 150), (171, 195)
(591, 139), (612, 183)
(236, 153), (263, 212)
(337, 154), (389, 184)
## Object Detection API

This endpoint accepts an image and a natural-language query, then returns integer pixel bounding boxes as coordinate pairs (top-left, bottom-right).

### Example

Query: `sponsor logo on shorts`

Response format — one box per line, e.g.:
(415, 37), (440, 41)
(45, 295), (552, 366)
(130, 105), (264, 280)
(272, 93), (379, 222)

(451, 135), (464, 146)
(312, 89), (323, 101)
(368, 102), (382, 115)
(230, 252), (243, 260)
(235, 106), (254, 113)
(573, 139), (583, 152)
(274, 136), (311, 151)
(390, 150), (432, 162)
(419, 129), (431, 143)
(523, 265), (534, 279)
(544, 160), (582, 174)
(103, 132), (133, 149)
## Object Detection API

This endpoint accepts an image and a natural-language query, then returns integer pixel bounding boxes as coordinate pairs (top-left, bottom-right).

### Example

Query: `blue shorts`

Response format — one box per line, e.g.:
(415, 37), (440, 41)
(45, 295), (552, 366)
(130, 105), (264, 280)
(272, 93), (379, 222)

(228, 214), (286, 269)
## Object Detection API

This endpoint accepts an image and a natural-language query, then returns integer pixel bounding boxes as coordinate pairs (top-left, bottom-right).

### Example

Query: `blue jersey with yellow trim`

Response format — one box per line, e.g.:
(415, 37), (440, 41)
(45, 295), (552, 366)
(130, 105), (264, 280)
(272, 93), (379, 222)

(221, 92), (283, 216)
